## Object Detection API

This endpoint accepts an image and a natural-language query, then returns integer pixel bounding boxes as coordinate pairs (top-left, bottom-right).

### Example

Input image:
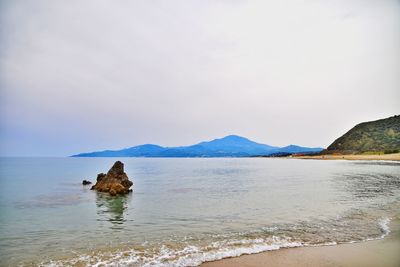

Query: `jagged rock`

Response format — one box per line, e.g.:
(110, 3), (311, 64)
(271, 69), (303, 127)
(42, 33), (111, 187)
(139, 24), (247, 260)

(82, 180), (92, 185)
(97, 173), (106, 182)
(90, 161), (133, 195)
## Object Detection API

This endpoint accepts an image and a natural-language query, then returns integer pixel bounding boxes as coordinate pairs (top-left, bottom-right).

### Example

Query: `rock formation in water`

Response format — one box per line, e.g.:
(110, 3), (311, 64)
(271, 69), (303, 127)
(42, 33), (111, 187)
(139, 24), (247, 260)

(82, 180), (92, 185)
(90, 161), (133, 196)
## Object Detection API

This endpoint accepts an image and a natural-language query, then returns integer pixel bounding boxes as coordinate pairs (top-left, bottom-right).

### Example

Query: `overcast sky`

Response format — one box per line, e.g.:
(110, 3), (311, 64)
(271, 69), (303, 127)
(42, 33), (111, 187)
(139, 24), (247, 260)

(0, 0), (399, 156)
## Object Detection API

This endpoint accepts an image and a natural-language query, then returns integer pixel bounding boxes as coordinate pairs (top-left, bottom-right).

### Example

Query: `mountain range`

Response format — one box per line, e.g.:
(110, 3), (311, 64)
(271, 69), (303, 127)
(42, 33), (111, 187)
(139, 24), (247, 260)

(72, 135), (323, 157)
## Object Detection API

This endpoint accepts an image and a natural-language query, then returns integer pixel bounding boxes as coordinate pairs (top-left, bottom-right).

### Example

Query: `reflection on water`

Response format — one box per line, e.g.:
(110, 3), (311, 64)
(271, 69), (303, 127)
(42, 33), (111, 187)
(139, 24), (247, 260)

(352, 161), (400, 167)
(95, 192), (131, 228)
(14, 193), (89, 209)
(335, 172), (400, 200)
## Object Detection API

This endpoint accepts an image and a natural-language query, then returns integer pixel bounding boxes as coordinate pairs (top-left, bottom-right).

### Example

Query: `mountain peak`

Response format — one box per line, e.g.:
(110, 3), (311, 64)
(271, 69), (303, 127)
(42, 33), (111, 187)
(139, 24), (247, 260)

(220, 135), (249, 141)
(199, 135), (255, 146)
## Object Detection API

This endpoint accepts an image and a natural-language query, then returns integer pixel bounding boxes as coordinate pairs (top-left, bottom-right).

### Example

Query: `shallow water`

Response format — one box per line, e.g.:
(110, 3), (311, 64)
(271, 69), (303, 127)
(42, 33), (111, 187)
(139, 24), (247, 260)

(0, 158), (399, 266)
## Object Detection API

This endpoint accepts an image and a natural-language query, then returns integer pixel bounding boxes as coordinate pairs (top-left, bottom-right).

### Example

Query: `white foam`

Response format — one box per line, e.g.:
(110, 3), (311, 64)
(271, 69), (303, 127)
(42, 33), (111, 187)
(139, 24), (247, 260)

(309, 241), (337, 247)
(139, 237), (303, 267)
(378, 217), (391, 238)
(40, 237), (304, 267)
(40, 218), (393, 267)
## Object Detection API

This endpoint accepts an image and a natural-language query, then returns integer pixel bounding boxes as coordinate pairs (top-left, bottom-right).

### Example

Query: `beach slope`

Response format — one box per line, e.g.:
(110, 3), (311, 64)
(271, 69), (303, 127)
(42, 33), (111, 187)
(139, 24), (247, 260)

(293, 153), (400, 161)
(202, 221), (400, 267)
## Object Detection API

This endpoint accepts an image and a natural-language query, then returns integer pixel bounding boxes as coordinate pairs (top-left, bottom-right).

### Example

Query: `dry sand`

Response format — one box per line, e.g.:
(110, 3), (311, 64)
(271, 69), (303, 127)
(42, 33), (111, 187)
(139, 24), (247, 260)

(201, 221), (400, 267)
(292, 153), (400, 161)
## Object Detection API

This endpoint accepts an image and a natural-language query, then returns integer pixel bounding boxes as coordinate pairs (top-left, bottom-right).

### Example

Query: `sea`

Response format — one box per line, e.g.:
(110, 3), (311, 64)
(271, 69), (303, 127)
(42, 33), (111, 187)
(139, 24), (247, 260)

(0, 157), (399, 266)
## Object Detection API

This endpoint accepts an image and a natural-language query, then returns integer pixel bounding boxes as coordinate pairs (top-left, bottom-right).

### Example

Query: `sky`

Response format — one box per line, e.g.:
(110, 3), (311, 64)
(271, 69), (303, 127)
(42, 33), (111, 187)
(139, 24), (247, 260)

(0, 0), (399, 156)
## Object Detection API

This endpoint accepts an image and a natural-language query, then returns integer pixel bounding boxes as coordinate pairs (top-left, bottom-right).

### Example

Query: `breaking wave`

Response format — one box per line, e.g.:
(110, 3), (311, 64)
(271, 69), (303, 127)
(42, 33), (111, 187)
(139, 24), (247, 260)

(40, 217), (391, 267)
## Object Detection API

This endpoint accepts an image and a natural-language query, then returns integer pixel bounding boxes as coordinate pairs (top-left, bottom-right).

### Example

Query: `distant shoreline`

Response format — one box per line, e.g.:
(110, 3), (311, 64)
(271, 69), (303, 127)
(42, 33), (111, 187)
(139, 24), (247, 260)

(290, 153), (400, 161)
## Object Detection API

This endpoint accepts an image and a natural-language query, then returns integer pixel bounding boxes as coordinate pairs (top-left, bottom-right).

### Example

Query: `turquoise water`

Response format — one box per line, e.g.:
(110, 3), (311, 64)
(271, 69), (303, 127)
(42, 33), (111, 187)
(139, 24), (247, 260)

(0, 158), (399, 266)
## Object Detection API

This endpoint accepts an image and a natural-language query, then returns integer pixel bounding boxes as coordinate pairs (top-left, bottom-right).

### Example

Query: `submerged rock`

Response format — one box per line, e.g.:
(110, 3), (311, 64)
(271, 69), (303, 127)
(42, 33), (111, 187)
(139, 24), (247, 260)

(90, 161), (133, 195)
(82, 180), (92, 185)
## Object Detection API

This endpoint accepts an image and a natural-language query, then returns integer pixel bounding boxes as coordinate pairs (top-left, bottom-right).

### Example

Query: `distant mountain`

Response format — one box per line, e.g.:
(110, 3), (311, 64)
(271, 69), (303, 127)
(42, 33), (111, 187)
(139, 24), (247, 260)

(79, 144), (165, 157)
(72, 135), (323, 157)
(324, 115), (400, 154)
(194, 135), (278, 155)
(273, 145), (324, 154)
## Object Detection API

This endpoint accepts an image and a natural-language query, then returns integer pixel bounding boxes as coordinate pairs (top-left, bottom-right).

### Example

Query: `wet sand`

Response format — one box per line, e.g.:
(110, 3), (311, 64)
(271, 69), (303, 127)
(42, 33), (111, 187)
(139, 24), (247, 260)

(292, 153), (400, 161)
(202, 221), (400, 267)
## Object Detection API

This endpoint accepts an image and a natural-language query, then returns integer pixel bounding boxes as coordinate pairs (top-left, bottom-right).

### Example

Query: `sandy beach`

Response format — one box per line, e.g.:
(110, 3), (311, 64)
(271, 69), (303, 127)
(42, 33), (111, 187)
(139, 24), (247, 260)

(292, 153), (400, 161)
(202, 219), (400, 267)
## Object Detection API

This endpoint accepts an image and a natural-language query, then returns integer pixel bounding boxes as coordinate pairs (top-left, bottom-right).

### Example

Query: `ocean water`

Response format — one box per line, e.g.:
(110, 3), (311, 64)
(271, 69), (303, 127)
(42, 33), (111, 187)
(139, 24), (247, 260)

(0, 157), (399, 266)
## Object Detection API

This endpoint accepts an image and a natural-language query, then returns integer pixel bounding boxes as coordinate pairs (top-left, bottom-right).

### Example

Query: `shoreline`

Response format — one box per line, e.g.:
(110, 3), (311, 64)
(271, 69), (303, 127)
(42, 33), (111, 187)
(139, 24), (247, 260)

(290, 153), (400, 161)
(201, 220), (400, 267)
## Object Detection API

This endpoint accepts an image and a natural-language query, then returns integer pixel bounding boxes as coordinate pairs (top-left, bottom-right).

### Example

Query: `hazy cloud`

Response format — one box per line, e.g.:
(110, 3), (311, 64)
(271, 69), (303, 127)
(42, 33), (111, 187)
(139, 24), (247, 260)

(1, 0), (399, 156)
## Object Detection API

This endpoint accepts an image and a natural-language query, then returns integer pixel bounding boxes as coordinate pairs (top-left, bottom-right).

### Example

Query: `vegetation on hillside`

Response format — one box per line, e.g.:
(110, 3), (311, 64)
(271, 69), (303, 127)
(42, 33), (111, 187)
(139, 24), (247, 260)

(325, 115), (400, 154)
(323, 115), (400, 154)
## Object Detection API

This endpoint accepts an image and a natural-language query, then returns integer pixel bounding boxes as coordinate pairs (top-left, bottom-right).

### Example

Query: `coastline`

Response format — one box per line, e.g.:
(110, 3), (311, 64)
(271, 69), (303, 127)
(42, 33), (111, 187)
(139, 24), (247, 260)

(201, 219), (400, 267)
(291, 153), (400, 161)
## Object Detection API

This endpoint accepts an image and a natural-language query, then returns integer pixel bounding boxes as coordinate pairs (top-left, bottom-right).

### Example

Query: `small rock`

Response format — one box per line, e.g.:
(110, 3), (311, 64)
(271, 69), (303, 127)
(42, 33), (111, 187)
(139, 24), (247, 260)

(82, 180), (92, 185)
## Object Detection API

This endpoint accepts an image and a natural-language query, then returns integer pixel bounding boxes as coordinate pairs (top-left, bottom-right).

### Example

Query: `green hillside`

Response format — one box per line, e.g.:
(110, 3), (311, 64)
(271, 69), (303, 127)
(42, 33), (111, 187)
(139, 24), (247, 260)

(325, 115), (400, 154)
